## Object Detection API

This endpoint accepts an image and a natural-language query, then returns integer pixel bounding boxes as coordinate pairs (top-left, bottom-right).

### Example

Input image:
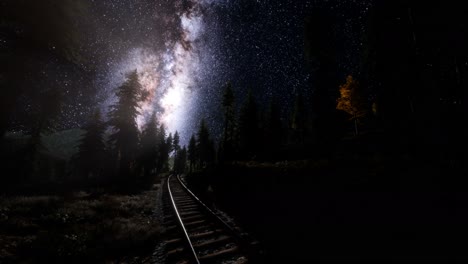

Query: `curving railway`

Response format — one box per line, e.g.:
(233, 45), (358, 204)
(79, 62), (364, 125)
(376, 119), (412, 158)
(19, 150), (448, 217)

(163, 175), (261, 264)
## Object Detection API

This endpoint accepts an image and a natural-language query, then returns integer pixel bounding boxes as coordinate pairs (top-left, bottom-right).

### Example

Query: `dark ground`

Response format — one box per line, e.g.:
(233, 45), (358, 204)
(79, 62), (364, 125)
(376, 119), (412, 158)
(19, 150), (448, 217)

(0, 187), (161, 263)
(189, 151), (468, 262)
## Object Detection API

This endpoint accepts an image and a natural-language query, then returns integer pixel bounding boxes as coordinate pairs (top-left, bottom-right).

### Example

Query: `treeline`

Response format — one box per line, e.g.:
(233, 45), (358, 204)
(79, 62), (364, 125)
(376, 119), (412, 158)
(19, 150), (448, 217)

(1, 70), (187, 187)
(75, 70), (188, 183)
(301, 2), (467, 168)
(186, 80), (355, 165)
(205, 2), (465, 170)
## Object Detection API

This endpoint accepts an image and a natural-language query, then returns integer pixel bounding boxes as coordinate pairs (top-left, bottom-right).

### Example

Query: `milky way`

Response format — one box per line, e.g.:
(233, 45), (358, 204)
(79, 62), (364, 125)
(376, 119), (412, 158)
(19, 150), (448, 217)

(2, 0), (373, 146)
(90, 0), (226, 145)
(91, 0), (373, 146)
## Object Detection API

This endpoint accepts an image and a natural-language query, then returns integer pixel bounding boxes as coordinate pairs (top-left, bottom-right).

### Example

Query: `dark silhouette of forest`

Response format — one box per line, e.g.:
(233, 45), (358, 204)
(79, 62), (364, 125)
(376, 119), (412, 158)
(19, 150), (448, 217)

(0, 0), (468, 262)
(189, 1), (466, 172)
(0, 70), (187, 192)
(188, 2), (468, 262)
(0, 1), (466, 192)
(183, 2), (466, 182)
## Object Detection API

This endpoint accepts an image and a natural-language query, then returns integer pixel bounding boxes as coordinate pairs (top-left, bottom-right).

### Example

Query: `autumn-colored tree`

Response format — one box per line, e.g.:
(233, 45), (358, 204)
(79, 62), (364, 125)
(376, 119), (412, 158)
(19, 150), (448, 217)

(336, 75), (367, 135)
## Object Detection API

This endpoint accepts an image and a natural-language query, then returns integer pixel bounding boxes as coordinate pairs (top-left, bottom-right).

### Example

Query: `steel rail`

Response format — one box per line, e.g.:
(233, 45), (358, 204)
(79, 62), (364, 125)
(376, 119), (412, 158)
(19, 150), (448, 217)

(176, 175), (243, 238)
(167, 175), (200, 264)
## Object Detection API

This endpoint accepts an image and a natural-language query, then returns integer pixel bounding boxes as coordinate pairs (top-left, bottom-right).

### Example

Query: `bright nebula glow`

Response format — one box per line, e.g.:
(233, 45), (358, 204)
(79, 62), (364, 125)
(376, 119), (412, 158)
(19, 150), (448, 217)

(159, 11), (202, 135)
(101, 48), (161, 128)
(102, 0), (210, 143)
(158, 43), (196, 134)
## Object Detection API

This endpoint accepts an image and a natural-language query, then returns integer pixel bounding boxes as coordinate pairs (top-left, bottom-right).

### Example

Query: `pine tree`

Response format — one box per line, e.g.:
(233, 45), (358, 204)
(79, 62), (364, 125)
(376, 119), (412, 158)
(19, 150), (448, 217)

(166, 133), (173, 154)
(180, 146), (187, 172)
(222, 82), (235, 160)
(304, 8), (342, 153)
(265, 99), (283, 159)
(174, 146), (187, 174)
(173, 131), (180, 153)
(156, 124), (169, 172)
(140, 112), (159, 178)
(197, 119), (212, 167)
(24, 87), (62, 179)
(291, 93), (307, 143)
(238, 90), (258, 159)
(76, 109), (107, 179)
(188, 134), (197, 172)
(108, 70), (145, 177)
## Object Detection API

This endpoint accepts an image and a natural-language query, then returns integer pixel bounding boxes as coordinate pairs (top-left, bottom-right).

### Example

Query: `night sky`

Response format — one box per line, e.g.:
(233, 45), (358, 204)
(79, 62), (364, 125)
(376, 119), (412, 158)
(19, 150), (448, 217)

(2, 0), (372, 145)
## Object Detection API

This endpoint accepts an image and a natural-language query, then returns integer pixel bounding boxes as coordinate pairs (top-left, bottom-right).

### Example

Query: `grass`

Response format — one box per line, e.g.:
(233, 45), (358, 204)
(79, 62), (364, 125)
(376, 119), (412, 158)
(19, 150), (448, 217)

(0, 188), (161, 263)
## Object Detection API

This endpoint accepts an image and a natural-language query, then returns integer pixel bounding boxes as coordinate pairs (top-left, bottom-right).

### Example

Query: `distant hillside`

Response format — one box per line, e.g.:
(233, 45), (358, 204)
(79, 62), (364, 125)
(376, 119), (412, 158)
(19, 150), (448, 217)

(42, 129), (85, 161)
(5, 129), (85, 161)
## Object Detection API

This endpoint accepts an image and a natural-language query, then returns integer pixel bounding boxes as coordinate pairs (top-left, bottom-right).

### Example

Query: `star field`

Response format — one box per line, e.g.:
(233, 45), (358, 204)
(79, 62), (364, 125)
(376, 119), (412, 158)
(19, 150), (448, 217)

(3, 0), (373, 145)
(189, 0), (373, 142)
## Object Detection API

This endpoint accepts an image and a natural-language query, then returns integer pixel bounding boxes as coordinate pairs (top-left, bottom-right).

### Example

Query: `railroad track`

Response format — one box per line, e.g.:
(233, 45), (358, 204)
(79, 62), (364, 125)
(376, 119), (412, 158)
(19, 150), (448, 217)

(163, 175), (260, 264)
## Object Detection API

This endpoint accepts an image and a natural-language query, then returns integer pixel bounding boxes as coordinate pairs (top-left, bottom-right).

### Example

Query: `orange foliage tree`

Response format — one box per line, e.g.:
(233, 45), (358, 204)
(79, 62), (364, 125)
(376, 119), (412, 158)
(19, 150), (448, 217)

(336, 75), (367, 135)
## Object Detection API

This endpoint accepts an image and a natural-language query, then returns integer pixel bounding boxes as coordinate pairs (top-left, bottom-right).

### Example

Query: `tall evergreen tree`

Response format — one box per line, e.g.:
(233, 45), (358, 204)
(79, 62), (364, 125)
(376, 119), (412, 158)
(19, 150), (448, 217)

(221, 82), (235, 160)
(304, 8), (343, 154)
(156, 124), (169, 172)
(24, 87), (62, 179)
(166, 132), (173, 154)
(139, 112), (159, 178)
(265, 99), (283, 158)
(173, 131), (180, 153)
(174, 146), (187, 174)
(238, 90), (258, 159)
(197, 119), (213, 167)
(108, 70), (145, 177)
(188, 134), (197, 172)
(76, 109), (106, 179)
(291, 93), (307, 143)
